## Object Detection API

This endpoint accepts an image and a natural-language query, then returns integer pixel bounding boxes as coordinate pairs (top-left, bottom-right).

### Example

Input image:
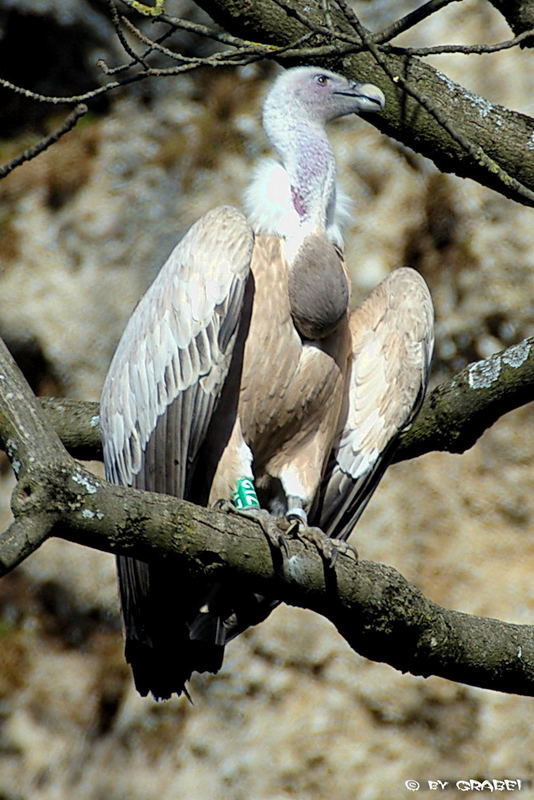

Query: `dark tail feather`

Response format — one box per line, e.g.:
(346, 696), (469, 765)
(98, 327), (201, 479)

(118, 558), (226, 700)
(125, 636), (224, 701)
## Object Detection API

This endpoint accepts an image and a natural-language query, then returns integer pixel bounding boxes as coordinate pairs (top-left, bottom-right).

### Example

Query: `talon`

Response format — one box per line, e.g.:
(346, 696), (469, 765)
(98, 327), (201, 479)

(276, 533), (290, 557)
(334, 539), (359, 562)
(286, 519), (301, 537)
(323, 537), (359, 567)
(286, 507), (308, 526)
(225, 505), (290, 558)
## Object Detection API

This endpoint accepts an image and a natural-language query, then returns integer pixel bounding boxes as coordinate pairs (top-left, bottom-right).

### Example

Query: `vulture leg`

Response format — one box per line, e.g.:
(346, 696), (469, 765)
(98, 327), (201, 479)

(207, 415), (291, 554)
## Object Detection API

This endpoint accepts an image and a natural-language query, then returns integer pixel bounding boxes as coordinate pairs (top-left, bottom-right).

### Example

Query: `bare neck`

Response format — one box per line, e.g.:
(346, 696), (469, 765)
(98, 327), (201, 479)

(264, 98), (337, 233)
(283, 122), (336, 229)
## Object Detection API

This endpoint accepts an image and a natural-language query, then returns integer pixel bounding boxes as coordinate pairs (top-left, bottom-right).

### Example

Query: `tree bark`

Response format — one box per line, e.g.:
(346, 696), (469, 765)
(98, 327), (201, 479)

(488, 0), (534, 39)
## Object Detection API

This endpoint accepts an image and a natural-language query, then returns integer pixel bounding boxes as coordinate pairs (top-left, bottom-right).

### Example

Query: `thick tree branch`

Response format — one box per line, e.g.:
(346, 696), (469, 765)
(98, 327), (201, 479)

(396, 337), (534, 461)
(193, 0), (534, 206)
(39, 398), (102, 462)
(0, 335), (533, 696)
(488, 0), (534, 41)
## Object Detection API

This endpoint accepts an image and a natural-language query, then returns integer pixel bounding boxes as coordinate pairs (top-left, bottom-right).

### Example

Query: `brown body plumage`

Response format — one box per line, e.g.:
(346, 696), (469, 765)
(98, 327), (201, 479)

(211, 234), (350, 508)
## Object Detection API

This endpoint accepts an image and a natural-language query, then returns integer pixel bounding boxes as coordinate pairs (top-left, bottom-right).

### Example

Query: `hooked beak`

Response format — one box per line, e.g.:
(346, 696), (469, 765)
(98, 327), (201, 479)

(334, 81), (385, 113)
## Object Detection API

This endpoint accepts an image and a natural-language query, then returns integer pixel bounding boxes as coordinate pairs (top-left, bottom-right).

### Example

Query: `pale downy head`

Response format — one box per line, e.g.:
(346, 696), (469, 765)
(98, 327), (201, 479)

(263, 66), (385, 142)
(246, 66), (385, 250)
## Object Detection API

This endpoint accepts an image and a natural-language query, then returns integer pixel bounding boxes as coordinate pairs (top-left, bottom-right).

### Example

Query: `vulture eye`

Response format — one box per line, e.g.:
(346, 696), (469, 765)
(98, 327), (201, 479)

(315, 74), (329, 86)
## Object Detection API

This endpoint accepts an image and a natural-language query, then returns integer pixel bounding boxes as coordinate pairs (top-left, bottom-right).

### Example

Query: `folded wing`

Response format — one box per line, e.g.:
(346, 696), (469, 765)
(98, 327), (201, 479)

(314, 267), (434, 540)
(100, 205), (254, 698)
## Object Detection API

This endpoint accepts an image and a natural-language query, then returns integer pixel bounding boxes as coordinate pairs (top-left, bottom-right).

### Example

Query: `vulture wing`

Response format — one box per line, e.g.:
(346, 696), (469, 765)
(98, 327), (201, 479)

(100, 205), (254, 698)
(313, 267), (434, 541)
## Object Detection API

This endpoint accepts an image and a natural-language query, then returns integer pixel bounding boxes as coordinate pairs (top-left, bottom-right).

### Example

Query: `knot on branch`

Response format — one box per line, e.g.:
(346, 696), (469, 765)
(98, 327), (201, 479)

(11, 481), (39, 514)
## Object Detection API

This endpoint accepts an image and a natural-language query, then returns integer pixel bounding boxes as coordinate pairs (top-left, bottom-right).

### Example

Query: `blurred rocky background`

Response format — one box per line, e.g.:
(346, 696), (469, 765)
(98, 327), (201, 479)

(0, 1), (533, 798)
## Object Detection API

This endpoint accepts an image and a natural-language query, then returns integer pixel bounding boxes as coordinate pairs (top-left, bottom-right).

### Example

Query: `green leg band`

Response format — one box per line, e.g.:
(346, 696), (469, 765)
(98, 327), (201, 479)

(232, 477), (260, 509)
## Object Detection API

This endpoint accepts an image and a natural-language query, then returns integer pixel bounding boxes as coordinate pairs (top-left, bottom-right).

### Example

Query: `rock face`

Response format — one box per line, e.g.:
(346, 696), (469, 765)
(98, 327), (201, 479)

(0, 2), (533, 799)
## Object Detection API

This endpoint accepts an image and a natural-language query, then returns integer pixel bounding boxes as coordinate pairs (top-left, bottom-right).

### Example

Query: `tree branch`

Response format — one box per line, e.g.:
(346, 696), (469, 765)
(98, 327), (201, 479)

(488, 0), (534, 42)
(396, 337), (534, 462)
(0, 335), (533, 696)
(39, 398), (102, 462)
(333, 0), (534, 206)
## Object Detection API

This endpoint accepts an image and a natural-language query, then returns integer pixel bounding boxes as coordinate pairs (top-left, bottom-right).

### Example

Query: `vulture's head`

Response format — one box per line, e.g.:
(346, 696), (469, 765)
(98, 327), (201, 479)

(263, 66), (385, 130)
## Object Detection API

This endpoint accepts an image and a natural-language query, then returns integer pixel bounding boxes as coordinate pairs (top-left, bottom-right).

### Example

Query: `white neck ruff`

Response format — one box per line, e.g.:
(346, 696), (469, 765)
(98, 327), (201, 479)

(243, 158), (352, 252)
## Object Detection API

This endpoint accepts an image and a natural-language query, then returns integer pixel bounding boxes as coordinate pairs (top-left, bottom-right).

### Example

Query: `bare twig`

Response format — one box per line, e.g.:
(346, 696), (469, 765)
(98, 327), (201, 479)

(383, 27), (534, 56)
(0, 104), (88, 180)
(121, 16), (208, 64)
(374, 0), (465, 44)
(108, 0), (149, 68)
(99, 10), (177, 75)
(156, 9), (269, 48)
(0, 75), (131, 105)
(269, 0), (360, 44)
(0, 60), (239, 110)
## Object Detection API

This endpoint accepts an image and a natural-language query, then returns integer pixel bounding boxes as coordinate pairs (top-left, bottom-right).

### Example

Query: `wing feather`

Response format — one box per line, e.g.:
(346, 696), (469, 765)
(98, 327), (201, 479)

(100, 205), (254, 698)
(314, 267), (434, 541)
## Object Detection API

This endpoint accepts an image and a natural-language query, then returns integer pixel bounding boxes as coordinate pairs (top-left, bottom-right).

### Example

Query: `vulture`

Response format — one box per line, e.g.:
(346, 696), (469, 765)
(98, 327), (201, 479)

(100, 66), (434, 699)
